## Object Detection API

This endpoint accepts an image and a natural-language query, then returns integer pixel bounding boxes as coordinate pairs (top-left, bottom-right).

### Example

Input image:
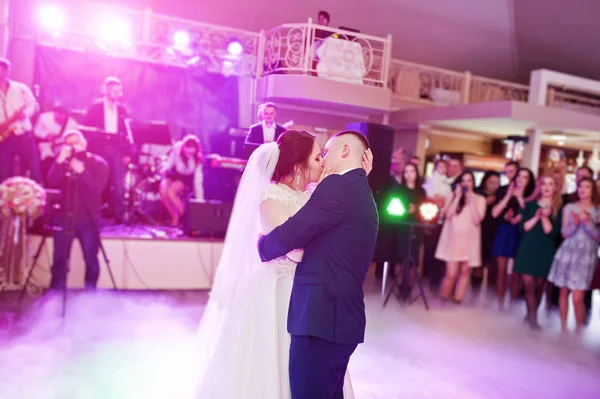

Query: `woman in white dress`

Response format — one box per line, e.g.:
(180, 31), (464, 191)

(193, 130), (371, 398)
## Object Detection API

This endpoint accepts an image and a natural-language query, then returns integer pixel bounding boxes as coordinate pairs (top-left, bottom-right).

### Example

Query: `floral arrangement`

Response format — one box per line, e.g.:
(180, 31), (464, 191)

(0, 176), (47, 220)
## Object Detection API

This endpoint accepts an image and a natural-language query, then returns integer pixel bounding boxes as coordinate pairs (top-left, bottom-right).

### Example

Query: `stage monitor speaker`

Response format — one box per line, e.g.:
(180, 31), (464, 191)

(346, 122), (394, 202)
(183, 200), (232, 238)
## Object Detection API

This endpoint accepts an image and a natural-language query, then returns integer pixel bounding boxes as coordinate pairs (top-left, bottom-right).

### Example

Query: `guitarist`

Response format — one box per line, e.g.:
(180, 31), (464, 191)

(0, 58), (42, 184)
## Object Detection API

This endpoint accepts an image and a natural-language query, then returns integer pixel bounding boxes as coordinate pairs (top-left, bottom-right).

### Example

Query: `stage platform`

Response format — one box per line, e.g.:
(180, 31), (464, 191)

(24, 225), (223, 290)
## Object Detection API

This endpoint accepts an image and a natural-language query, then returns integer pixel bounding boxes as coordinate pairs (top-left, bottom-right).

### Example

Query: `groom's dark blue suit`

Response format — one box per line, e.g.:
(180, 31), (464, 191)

(258, 168), (378, 399)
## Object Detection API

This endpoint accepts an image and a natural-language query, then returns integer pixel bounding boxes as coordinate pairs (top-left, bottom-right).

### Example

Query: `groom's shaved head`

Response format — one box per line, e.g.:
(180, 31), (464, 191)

(331, 131), (370, 151)
(323, 130), (369, 173)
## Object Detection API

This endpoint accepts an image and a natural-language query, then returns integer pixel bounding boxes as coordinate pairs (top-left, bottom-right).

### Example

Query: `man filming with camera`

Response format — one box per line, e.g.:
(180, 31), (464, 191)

(47, 130), (109, 290)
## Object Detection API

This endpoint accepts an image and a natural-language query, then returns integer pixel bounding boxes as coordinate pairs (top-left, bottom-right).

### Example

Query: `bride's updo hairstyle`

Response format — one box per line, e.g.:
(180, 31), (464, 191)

(272, 130), (316, 182)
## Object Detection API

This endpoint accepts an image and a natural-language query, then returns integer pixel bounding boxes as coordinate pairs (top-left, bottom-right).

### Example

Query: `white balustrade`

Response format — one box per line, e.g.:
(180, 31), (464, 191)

(389, 59), (466, 106)
(469, 75), (529, 103)
(259, 20), (392, 87)
(547, 88), (600, 117)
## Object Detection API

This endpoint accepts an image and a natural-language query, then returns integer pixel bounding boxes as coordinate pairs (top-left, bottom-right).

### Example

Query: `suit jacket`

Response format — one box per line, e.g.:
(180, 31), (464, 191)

(258, 168), (379, 344)
(83, 100), (132, 156)
(245, 122), (286, 145)
(83, 100), (128, 133)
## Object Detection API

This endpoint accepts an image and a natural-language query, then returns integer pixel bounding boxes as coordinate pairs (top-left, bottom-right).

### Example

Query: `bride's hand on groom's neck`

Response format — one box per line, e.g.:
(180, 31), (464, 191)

(319, 167), (333, 183)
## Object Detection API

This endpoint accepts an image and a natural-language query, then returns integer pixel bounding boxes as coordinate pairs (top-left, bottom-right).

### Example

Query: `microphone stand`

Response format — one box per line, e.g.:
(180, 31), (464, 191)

(382, 221), (432, 311)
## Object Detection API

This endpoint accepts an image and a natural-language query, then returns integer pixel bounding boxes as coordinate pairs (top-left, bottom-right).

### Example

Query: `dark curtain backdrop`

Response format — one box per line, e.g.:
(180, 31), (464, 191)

(33, 45), (239, 151)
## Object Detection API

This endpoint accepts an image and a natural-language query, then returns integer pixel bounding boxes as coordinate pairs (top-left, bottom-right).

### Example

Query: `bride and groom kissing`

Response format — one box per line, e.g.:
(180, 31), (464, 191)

(193, 129), (379, 399)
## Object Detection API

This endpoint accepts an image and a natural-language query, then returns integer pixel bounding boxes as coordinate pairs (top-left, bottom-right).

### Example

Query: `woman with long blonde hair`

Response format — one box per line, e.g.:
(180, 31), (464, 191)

(513, 175), (563, 329)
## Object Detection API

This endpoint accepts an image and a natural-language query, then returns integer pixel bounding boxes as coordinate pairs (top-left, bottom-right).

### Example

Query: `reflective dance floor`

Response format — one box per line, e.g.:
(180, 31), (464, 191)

(1, 278), (599, 399)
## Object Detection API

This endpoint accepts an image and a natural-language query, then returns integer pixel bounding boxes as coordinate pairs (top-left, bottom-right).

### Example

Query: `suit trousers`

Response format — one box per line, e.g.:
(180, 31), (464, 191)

(289, 335), (357, 399)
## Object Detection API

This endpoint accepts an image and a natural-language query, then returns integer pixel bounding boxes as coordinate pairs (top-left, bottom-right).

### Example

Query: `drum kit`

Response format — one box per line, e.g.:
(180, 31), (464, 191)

(123, 152), (166, 225)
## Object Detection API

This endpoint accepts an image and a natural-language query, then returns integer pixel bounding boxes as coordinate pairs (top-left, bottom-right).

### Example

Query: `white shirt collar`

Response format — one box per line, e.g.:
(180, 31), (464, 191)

(339, 168), (361, 175)
(262, 120), (276, 142)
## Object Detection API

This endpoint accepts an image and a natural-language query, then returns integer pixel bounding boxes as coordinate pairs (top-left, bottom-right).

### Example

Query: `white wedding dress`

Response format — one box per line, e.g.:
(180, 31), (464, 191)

(193, 181), (355, 398)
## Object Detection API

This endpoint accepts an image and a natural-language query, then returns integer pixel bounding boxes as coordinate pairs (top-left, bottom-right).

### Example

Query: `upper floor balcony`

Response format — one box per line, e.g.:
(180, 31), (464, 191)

(26, 2), (600, 119)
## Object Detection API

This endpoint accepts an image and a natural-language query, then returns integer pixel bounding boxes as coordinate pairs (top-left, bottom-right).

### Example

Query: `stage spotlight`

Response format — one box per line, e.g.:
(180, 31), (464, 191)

(227, 40), (243, 56)
(38, 5), (65, 32)
(419, 201), (440, 223)
(173, 30), (190, 48)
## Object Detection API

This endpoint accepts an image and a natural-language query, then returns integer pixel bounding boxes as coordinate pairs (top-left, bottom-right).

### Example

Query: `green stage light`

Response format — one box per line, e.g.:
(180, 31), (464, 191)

(386, 197), (406, 217)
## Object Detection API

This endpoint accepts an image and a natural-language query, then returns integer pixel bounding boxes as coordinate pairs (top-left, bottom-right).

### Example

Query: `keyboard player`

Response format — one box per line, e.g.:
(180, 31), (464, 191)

(82, 77), (132, 223)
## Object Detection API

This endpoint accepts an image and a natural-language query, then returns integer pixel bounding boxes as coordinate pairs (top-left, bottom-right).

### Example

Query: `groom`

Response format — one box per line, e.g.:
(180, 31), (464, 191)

(258, 131), (379, 399)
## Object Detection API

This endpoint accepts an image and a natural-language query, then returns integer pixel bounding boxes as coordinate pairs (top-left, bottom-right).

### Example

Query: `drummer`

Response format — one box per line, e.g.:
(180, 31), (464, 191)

(159, 135), (205, 227)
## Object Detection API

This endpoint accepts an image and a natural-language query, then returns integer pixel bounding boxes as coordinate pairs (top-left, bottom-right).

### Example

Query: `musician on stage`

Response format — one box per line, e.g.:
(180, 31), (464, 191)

(34, 104), (78, 181)
(47, 130), (109, 290)
(0, 58), (43, 183)
(159, 135), (205, 227)
(83, 77), (132, 223)
(245, 102), (287, 145)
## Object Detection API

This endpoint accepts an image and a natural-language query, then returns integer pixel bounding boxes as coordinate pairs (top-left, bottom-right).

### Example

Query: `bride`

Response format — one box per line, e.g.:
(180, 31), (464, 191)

(193, 130), (371, 398)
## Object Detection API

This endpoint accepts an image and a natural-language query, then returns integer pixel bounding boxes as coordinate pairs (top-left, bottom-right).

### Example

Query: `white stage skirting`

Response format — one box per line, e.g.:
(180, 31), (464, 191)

(24, 235), (223, 290)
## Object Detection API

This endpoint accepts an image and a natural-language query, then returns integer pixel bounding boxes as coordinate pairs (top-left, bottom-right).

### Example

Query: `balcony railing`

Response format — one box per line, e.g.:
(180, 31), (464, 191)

(389, 59), (466, 107)
(469, 76), (529, 103)
(547, 88), (600, 117)
(257, 20), (392, 87)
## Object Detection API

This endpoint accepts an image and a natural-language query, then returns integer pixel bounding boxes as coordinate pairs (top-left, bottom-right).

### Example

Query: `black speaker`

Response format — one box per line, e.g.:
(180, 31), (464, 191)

(346, 122), (394, 200)
(183, 200), (232, 238)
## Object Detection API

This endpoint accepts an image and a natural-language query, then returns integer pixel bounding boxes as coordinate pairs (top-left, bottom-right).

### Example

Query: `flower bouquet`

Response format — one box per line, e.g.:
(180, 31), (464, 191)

(0, 177), (46, 286)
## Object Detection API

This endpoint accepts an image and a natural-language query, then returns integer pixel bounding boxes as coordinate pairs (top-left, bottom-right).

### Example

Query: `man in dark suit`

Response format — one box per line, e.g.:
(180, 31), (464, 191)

(244, 102), (286, 145)
(258, 131), (378, 399)
(83, 77), (132, 223)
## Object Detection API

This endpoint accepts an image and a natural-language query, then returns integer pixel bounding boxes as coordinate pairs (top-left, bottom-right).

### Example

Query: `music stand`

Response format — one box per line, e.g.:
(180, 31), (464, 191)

(382, 221), (432, 311)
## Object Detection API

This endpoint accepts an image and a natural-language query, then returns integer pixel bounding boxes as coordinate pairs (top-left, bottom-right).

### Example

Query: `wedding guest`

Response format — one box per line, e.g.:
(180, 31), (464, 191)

(436, 171), (486, 303)
(548, 177), (600, 333)
(159, 135), (205, 227)
(550, 166), (594, 313)
(472, 171), (501, 299)
(388, 163), (426, 278)
(423, 157), (462, 290)
(423, 159), (451, 208)
(491, 167), (535, 309)
(513, 175), (562, 329)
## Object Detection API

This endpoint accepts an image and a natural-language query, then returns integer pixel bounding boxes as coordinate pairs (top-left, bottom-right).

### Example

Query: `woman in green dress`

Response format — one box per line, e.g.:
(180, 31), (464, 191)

(514, 175), (563, 329)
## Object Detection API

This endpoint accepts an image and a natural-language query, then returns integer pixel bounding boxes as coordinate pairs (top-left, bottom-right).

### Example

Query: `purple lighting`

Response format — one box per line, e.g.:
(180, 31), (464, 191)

(173, 30), (190, 48)
(38, 5), (65, 32)
(227, 41), (243, 56)
(96, 16), (131, 47)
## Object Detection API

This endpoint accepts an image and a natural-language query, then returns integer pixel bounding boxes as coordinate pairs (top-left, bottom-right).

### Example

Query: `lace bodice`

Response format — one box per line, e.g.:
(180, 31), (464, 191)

(260, 183), (314, 274)
(261, 183), (312, 212)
